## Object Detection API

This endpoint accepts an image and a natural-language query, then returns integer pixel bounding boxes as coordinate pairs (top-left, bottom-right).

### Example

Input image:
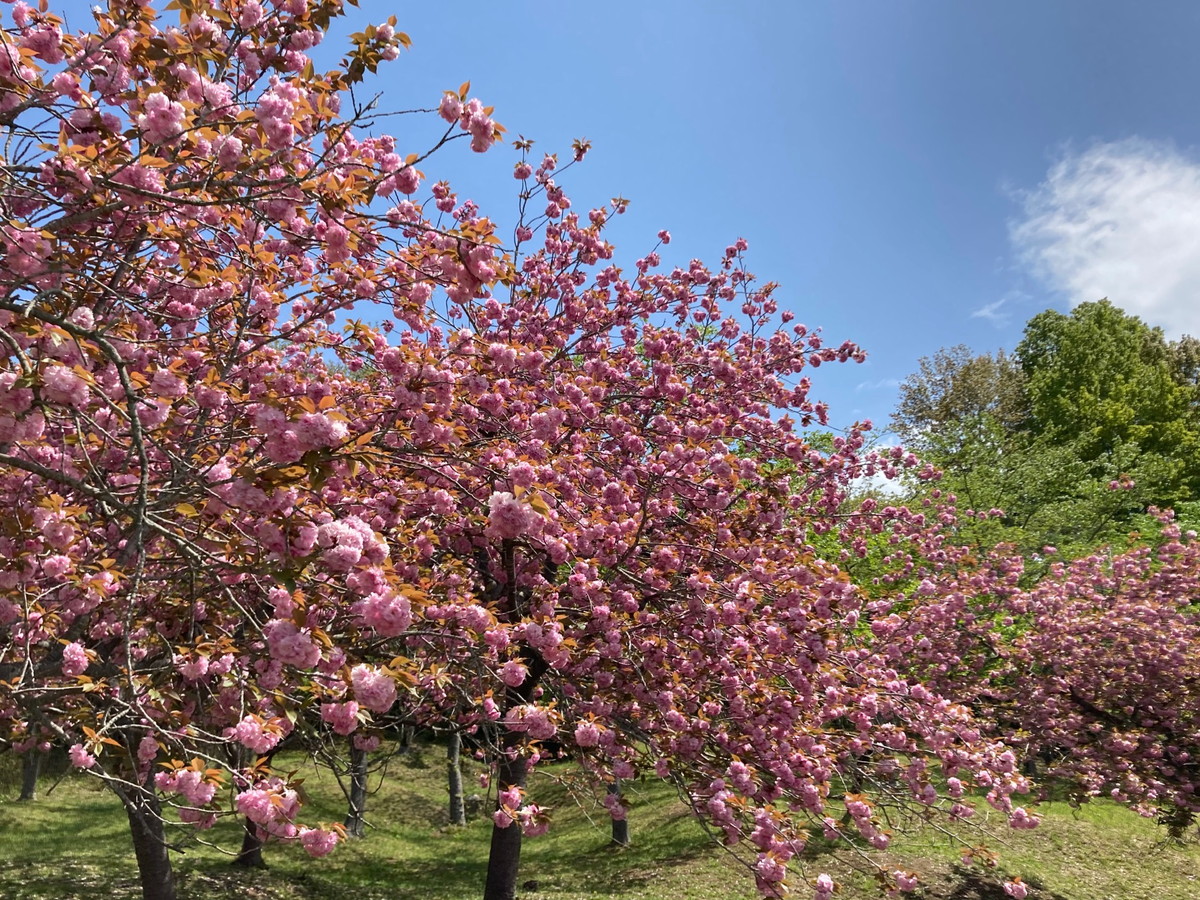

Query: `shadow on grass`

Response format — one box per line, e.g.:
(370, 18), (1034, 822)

(929, 865), (1066, 900)
(172, 853), (489, 900)
(0, 860), (141, 900)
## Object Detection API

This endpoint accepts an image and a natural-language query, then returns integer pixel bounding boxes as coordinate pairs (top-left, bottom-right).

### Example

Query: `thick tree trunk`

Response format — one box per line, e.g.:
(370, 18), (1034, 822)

(122, 779), (177, 900)
(232, 819), (267, 868)
(18, 750), (43, 801)
(608, 781), (630, 847)
(344, 744), (369, 838)
(483, 743), (529, 900)
(448, 731), (466, 827)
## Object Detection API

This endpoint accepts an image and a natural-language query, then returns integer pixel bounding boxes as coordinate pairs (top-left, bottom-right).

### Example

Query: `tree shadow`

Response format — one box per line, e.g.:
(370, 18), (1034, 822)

(936, 865), (1067, 900)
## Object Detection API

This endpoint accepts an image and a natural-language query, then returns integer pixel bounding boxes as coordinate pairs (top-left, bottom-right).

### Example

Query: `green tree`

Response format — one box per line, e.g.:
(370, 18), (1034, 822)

(890, 301), (1200, 558)
(1016, 300), (1200, 504)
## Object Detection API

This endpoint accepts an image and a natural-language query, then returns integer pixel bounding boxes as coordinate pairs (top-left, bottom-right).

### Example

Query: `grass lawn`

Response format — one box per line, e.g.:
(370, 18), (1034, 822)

(1, 742), (1198, 900)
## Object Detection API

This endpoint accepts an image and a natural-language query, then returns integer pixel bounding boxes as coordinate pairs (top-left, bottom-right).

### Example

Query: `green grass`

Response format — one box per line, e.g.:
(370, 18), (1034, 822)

(1, 745), (1199, 900)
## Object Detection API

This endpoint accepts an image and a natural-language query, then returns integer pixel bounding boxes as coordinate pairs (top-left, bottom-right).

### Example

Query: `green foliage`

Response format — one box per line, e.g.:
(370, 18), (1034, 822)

(890, 301), (1200, 559)
(1017, 300), (1200, 503)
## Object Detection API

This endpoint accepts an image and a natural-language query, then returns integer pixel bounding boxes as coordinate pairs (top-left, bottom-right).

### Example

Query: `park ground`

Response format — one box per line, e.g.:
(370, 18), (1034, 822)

(1, 742), (1198, 900)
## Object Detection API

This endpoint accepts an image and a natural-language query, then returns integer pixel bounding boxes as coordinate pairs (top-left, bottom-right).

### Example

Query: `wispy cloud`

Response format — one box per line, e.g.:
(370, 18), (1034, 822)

(1011, 138), (1200, 337)
(971, 298), (1010, 326)
(855, 377), (900, 393)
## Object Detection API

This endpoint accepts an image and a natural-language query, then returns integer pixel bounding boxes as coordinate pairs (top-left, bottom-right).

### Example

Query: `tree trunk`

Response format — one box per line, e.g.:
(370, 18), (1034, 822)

(18, 750), (43, 801)
(344, 743), (369, 838)
(122, 778), (177, 900)
(483, 742), (529, 900)
(608, 781), (630, 847)
(231, 745), (268, 867)
(232, 819), (267, 868)
(448, 731), (467, 827)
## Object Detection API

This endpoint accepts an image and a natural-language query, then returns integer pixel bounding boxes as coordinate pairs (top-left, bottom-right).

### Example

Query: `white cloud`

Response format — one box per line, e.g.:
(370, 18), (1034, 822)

(1011, 138), (1200, 337)
(971, 298), (1010, 326)
(854, 377), (900, 392)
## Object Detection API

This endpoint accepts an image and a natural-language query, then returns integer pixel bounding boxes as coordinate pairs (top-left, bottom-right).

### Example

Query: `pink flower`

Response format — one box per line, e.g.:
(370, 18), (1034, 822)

(1, 224), (50, 277)
(486, 491), (540, 540)
(517, 804), (550, 837)
(225, 715), (284, 754)
(1008, 807), (1039, 830)
(1003, 879), (1028, 899)
(269, 587), (296, 618)
(238, 1), (264, 28)
(321, 701), (360, 735)
(151, 369), (187, 398)
(41, 365), (90, 408)
(353, 733), (381, 752)
(295, 412), (348, 450)
(42, 554), (72, 579)
(212, 134), (243, 171)
(504, 705), (556, 740)
(235, 788), (273, 823)
(176, 654), (209, 681)
(499, 660), (528, 687)
(317, 516), (386, 573)
(499, 786), (523, 809)
(156, 768), (216, 807)
(299, 827), (339, 858)
(393, 166), (421, 195)
(350, 664), (396, 714)
(20, 25), (64, 64)
(69, 743), (96, 769)
(0, 372), (32, 414)
(360, 590), (413, 637)
(138, 92), (186, 144)
(755, 855), (786, 885)
(61, 642), (88, 677)
(265, 620), (321, 668)
(894, 870), (919, 891)
(574, 722), (601, 748)
(137, 735), (159, 767)
(438, 92), (463, 123)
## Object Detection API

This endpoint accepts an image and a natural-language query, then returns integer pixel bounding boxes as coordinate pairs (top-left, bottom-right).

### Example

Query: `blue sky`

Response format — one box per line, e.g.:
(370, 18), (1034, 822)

(55, 1), (1200, 436)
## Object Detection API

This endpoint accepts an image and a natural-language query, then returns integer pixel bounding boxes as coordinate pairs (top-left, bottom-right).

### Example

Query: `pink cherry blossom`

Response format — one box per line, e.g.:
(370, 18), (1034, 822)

(61, 642), (88, 677)
(68, 743), (96, 769)
(299, 827), (340, 858)
(350, 664), (396, 713)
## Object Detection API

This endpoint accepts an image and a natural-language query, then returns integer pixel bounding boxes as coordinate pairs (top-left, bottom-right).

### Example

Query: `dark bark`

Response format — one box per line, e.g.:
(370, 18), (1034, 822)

(344, 743), (369, 838)
(481, 549), (556, 900)
(608, 781), (630, 847)
(231, 745), (268, 867)
(121, 779), (177, 900)
(447, 731), (467, 827)
(18, 750), (43, 801)
(483, 739), (529, 900)
(232, 819), (267, 868)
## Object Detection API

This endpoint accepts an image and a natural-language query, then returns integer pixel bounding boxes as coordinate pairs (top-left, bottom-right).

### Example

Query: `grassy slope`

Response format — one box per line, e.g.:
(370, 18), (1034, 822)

(0, 744), (1198, 900)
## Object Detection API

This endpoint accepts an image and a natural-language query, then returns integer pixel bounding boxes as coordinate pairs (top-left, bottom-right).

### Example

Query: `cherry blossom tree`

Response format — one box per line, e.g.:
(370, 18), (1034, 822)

(0, 4), (1048, 900)
(0, 1), (500, 897)
(882, 505), (1200, 836)
(312, 148), (1039, 898)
